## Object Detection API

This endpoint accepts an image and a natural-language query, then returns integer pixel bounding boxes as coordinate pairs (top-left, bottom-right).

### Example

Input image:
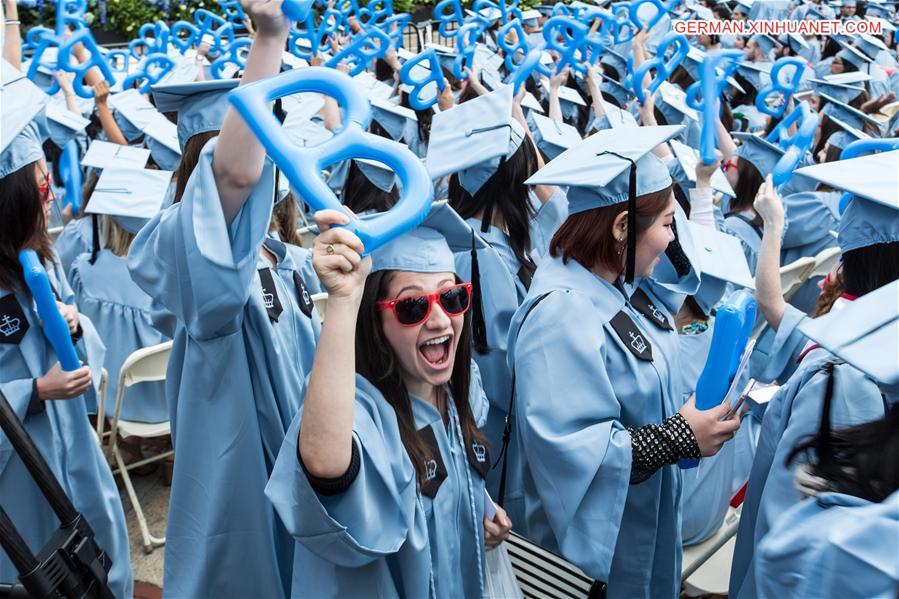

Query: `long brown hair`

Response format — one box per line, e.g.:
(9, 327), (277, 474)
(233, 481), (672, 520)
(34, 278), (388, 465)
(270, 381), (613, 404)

(270, 195), (304, 247)
(355, 270), (488, 486)
(173, 131), (219, 204)
(0, 162), (55, 292)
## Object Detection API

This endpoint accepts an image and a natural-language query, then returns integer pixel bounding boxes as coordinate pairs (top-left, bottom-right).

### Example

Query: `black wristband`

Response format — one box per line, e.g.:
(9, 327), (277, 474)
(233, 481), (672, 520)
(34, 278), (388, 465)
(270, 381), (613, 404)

(27, 378), (46, 416)
(628, 414), (700, 484)
(299, 440), (361, 496)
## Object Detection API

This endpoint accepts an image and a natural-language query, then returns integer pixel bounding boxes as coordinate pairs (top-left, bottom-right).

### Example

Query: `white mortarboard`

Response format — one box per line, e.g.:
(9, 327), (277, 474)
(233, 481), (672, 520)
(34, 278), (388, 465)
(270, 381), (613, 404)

(686, 220), (754, 312)
(283, 113), (333, 147)
(530, 113), (582, 159)
(370, 96), (417, 141)
(86, 167), (174, 233)
(143, 115), (182, 170)
(82, 140), (151, 170)
(526, 124), (683, 281)
(281, 92), (325, 121)
(810, 77), (866, 104)
(426, 85), (527, 195)
(655, 80), (699, 124)
(601, 99), (639, 129)
(521, 8), (541, 23)
(151, 79), (240, 150)
(823, 71), (872, 86)
(43, 102), (90, 149)
(282, 51), (309, 70)
(669, 139), (736, 197)
(1, 60), (49, 152)
(795, 150), (899, 253)
(797, 279), (899, 385)
(521, 91), (545, 114)
(108, 88), (160, 134)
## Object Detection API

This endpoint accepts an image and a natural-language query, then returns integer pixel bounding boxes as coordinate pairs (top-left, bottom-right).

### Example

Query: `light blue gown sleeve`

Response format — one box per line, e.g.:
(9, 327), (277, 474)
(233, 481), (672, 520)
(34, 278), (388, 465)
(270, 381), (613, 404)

(528, 187), (569, 259)
(128, 137), (275, 341)
(750, 303), (809, 384)
(265, 376), (418, 568)
(513, 290), (632, 581)
(469, 360), (489, 428)
(54, 217), (94, 278)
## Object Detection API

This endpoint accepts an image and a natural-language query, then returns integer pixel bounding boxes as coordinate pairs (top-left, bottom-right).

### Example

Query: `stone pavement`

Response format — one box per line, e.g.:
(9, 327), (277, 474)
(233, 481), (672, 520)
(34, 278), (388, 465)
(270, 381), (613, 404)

(118, 466), (169, 598)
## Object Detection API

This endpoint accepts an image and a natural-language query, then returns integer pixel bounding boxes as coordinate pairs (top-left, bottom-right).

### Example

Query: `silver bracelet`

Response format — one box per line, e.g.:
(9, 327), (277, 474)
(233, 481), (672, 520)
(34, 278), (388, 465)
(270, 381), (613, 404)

(5, 19), (21, 25)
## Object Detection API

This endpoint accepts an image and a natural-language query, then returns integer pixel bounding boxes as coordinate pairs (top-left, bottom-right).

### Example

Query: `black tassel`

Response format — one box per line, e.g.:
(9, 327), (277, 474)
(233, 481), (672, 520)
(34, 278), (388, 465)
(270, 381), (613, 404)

(89, 214), (100, 265)
(815, 361), (840, 472)
(596, 151), (637, 283)
(470, 231), (489, 354)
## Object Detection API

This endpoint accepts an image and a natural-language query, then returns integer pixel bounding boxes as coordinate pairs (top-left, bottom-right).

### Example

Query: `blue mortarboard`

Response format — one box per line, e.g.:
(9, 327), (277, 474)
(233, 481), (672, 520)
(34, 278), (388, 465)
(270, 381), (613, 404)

(81, 140), (150, 170)
(736, 61), (773, 91)
(686, 220), (754, 313)
(426, 85), (526, 196)
(85, 167), (173, 234)
(865, 4), (894, 19)
(371, 200), (487, 274)
(354, 158), (397, 192)
(151, 79), (239, 151)
(2, 60), (49, 155)
(370, 96), (417, 142)
(521, 8), (541, 24)
(820, 92), (881, 130)
(778, 33), (809, 53)
(811, 77), (866, 104)
(0, 120), (44, 180)
(795, 150), (899, 253)
(733, 0), (753, 14)
(530, 113), (582, 159)
(42, 102), (89, 149)
(143, 115), (182, 170)
(733, 132), (786, 177)
(526, 125), (683, 281)
(749, 34), (780, 58)
(600, 49), (629, 81)
(655, 81), (698, 126)
(669, 138), (736, 197)
(108, 89), (158, 143)
(825, 113), (870, 150)
(600, 72), (633, 108)
(836, 40), (874, 71)
(798, 278), (899, 385)
(855, 34), (889, 61)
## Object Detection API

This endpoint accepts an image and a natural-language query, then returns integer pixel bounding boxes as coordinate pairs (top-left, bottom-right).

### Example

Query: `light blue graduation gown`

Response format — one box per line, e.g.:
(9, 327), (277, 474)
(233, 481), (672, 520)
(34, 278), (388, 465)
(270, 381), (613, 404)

(729, 348), (893, 598)
(265, 374), (488, 598)
(505, 255), (685, 598)
(128, 138), (322, 598)
(453, 189), (567, 495)
(755, 491), (899, 598)
(780, 191), (840, 313)
(70, 250), (169, 423)
(55, 216), (99, 278)
(0, 258), (132, 598)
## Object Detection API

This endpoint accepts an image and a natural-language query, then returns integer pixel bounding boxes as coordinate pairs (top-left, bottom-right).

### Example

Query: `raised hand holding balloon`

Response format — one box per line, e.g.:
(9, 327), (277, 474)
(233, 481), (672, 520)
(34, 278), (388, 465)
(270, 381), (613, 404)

(754, 57), (807, 118)
(210, 37), (253, 79)
(767, 100), (817, 188)
(630, 31), (689, 103)
(325, 27), (392, 76)
(399, 49), (447, 110)
(27, 28), (117, 98)
(680, 289), (756, 469)
(452, 20), (486, 79)
(504, 45), (551, 93)
(122, 53), (175, 94)
(58, 140), (82, 216)
(542, 16), (590, 73)
(497, 18), (530, 72)
(433, 0), (466, 38)
(128, 20), (171, 58)
(228, 67), (434, 254)
(686, 48), (742, 165)
(18, 250), (81, 372)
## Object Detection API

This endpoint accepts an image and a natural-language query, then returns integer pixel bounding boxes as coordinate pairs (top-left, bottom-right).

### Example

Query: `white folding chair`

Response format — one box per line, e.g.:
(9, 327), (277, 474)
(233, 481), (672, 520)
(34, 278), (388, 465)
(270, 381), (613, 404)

(107, 341), (174, 554)
(311, 292), (328, 321)
(95, 368), (109, 442)
(681, 505), (742, 596)
(808, 246), (841, 280)
(780, 256), (816, 302)
(505, 531), (594, 598)
(47, 226), (63, 241)
(296, 226), (316, 249)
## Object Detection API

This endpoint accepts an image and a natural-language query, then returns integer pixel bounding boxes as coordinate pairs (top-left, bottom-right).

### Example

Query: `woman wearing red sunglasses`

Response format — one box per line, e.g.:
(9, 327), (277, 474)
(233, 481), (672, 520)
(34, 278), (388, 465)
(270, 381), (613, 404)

(266, 204), (513, 597)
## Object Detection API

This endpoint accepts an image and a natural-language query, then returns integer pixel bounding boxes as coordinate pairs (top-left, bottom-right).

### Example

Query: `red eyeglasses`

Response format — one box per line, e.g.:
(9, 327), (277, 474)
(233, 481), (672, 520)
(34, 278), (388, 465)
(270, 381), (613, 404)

(38, 173), (54, 203)
(377, 283), (473, 326)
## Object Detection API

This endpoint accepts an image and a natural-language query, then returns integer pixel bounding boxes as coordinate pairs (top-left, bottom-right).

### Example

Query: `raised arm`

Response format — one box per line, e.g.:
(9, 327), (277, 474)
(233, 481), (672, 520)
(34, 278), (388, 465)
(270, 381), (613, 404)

(92, 80), (128, 145)
(3, 0), (22, 69)
(753, 175), (787, 330)
(212, 0), (289, 224)
(299, 210), (371, 478)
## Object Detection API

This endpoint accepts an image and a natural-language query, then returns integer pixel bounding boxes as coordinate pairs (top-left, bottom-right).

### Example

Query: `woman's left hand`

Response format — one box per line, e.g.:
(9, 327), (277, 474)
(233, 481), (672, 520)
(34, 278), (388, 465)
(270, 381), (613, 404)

(484, 505), (513, 550)
(56, 301), (79, 335)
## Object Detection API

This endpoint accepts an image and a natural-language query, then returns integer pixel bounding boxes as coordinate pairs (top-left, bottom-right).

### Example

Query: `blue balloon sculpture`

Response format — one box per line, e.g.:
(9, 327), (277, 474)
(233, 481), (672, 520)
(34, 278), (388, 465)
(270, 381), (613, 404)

(282, 0), (316, 22)
(18, 250), (81, 371)
(433, 0), (466, 38)
(27, 28), (117, 99)
(452, 20), (486, 79)
(325, 28), (392, 76)
(497, 18), (530, 72)
(128, 20), (170, 58)
(767, 100), (818, 188)
(686, 49), (742, 165)
(58, 139), (82, 216)
(755, 57), (806, 118)
(210, 38), (253, 79)
(680, 289), (756, 469)
(122, 53), (175, 94)
(504, 45), (550, 93)
(542, 16), (590, 73)
(228, 67), (434, 254)
(837, 138), (899, 213)
(628, 0), (672, 31)
(399, 49), (447, 110)
(630, 31), (689, 103)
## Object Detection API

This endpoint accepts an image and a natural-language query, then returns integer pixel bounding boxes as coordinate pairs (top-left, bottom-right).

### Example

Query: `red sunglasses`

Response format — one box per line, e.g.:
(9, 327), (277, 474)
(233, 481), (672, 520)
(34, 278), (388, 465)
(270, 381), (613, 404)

(377, 283), (473, 326)
(38, 173), (54, 203)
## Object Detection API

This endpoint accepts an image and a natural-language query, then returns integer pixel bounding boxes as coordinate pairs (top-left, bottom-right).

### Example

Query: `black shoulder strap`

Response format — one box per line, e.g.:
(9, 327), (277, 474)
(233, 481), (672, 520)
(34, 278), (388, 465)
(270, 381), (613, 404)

(496, 291), (553, 506)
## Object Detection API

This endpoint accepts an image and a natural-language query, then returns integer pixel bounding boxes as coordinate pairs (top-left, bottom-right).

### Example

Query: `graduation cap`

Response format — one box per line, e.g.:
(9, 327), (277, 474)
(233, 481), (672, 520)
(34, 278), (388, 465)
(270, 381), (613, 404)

(426, 85), (527, 196)
(824, 113), (871, 150)
(526, 125), (683, 282)
(655, 80), (698, 125)
(778, 33), (810, 53)
(733, 0), (754, 15)
(521, 8), (541, 24)
(669, 138), (736, 197)
(600, 48), (629, 81)
(370, 96), (417, 142)
(795, 150), (899, 253)
(85, 167), (173, 234)
(797, 278), (899, 385)
(520, 91), (545, 114)
(143, 116), (183, 171)
(810, 77), (866, 104)
(108, 89), (158, 143)
(736, 61), (773, 91)
(282, 113), (333, 147)
(748, 34), (781, 58)
(530, 113), (582, 159)
(835, 40), (874, 71)
(855, 34), (889, 61)
(1, 60), (49, 155)
(42, 102), (89, 149)
(82, 140), (150, 170)
(598, 72), (634, 108)
(733, 132), (786, 177)
(820, 92), (881, 130)
(151, 79), (240, 151)
(353, 158), (397, 192)
(685, 220), (754, 313)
